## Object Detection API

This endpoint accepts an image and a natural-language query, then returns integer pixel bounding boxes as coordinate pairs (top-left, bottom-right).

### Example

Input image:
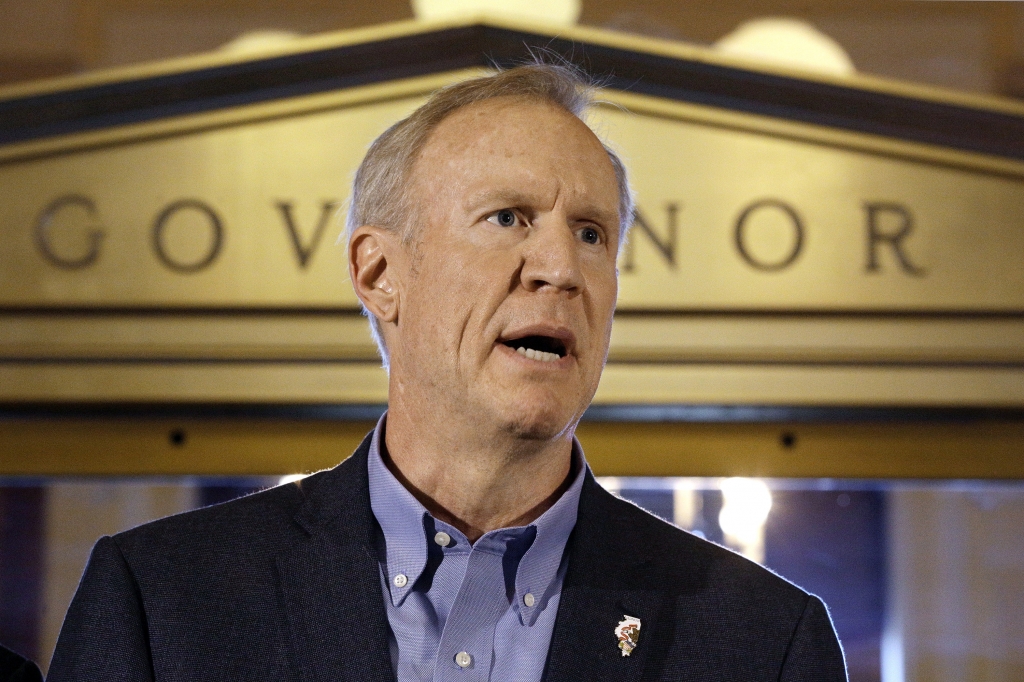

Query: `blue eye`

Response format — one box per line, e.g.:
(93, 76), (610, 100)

(487, 209), (519, 227)
(580, 227), (600, 244)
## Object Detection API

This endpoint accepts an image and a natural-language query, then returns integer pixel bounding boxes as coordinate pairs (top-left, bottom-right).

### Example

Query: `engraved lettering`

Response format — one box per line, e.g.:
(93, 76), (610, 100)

(622, 203), (679, 273)
(152, 200), (224, 273)
(34, 195), (104, 269)
(276, 200), (339, 269)
(864, 202), (925, 276)
(734, 199), (804, 272)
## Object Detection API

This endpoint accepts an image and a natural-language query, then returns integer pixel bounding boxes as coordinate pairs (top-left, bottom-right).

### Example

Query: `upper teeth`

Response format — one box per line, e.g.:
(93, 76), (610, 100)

(516, 346), (560, 362)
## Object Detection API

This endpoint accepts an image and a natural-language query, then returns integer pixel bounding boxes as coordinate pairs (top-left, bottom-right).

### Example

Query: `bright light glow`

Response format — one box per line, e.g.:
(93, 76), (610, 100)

(278, 473), (307, 486)
(881, 617), (905, 682)
(718, 478), (773, 563)
(672, 479), (700, 529)
(715, 18), (855, 76)
(220, 31), (301, 54)
(411, 0), (581, 26)
(596, 476), (622, 496)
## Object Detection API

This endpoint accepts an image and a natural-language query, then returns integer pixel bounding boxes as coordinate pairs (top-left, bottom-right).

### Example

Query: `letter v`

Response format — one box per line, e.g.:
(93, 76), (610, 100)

(276, 200), (339, 269)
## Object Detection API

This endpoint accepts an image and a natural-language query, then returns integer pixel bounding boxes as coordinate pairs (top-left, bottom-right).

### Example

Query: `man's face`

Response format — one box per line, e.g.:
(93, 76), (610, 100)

(389, 97), (621, 440)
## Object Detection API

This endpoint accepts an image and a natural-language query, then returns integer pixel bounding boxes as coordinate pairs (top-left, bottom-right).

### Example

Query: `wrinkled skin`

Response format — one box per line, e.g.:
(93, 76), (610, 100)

(349, 96), (621, 537)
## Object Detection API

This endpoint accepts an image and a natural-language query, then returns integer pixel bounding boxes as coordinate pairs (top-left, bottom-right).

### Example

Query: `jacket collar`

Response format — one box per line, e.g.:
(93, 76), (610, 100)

(542, 471), (666, 682)
(276, 433), (396, 682)
(275, 434), (666, 682)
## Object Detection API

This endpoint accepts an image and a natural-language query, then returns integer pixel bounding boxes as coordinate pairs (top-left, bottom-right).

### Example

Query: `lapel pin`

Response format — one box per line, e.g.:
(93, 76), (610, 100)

(615, 615), (642, 657)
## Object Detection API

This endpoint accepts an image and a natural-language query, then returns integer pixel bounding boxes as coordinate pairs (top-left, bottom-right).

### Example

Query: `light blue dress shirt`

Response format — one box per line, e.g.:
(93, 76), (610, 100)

(367, 415), (586, 682)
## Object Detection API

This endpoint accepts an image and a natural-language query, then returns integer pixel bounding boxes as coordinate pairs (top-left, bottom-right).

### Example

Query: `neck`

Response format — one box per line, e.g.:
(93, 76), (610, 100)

(382, 400), (576, 543)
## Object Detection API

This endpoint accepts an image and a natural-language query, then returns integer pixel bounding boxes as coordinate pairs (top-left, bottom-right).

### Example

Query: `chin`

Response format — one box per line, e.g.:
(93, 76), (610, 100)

(493, 390), (583, 442)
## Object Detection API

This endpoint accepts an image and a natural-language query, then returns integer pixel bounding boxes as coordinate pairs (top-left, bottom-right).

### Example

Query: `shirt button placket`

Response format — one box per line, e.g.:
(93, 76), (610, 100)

(435, 550), (501, 681)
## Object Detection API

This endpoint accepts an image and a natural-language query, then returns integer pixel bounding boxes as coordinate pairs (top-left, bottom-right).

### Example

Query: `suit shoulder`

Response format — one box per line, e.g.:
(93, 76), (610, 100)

(111, 476), (306, 560)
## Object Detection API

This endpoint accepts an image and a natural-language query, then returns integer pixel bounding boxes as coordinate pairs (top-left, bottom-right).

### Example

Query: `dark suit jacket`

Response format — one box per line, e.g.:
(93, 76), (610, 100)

(0, 645), (42, 682)
(48, 435), (847, 681)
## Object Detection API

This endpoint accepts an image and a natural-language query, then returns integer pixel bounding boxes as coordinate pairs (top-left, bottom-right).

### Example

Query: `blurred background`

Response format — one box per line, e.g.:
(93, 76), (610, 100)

(3, 2), (1024, 682)
(1, 0), (1024, 95)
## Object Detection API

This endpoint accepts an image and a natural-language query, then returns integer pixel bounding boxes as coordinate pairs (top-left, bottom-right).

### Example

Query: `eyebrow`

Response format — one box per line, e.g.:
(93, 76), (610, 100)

(463, 189), (533, 212)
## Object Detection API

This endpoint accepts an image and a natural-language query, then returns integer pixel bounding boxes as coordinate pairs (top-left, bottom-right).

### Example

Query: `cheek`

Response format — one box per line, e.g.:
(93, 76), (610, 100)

(440, 236), (519, 296)
(585, 258), (620, 309)
(408, 246), (505, 341)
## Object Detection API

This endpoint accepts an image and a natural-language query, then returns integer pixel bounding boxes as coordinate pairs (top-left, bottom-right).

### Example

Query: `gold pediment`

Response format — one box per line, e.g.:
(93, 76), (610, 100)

(3, 16), (1024, 435)
(2, 18), (1024, 313)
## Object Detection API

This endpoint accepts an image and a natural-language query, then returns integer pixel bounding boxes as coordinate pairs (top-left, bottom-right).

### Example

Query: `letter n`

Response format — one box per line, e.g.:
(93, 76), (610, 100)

(622, 203), (679, 273)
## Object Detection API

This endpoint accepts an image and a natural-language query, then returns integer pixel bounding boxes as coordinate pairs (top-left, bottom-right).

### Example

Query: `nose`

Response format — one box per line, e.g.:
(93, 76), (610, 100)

(519, 217), (585, 294)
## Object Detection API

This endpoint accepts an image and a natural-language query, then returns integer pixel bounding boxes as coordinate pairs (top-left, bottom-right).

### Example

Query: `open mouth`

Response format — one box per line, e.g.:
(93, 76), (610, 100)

(501, 335), (568, 363)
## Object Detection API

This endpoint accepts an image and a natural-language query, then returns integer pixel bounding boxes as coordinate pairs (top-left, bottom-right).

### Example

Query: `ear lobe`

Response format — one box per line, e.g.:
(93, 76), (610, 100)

(348, 226), (401, 324)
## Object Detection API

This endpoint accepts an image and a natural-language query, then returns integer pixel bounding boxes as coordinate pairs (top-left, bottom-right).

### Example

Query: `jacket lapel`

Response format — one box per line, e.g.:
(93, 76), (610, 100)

(274, 439), (670, 682)
(277, 436), (396, 682)
(543, 474), (667, 682)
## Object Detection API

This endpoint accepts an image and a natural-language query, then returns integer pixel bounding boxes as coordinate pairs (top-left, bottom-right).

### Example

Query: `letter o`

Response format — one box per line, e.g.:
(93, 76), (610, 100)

(733, 199), (805, 272)
(152, 200), (224, 273)
(35, 195), (104, 270)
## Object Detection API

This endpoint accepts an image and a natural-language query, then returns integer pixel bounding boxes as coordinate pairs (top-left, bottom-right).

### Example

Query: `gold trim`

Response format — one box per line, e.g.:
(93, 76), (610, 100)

(5, 313), (1023, 365)
(594, 364), (1024, 407)
(0, 313), (379, 362)
(0, 18), (434, 100)
(0, 418), (378, 476)
(577, 421), (1024, 479)
(608, 316), (1024, 366)
(599, 92), (1024, 180)
(2, 419), (1022, 478)
(5, 14), (1023, 118)
(0, 70), (484, 164)
(0, 363), (390, 403)
(3, 60), (1020, 184)
(2, 362), (1023, 406)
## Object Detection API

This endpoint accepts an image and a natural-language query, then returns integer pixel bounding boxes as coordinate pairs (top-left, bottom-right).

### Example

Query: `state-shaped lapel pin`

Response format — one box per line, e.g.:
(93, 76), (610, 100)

(615, 615), (641, 657)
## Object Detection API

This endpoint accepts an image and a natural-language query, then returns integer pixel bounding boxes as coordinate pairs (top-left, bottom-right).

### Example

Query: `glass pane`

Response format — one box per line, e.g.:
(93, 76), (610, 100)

(2, 476), (1023, 681)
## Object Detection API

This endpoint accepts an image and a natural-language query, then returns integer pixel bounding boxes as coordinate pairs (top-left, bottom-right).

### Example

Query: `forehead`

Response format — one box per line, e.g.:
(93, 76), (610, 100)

(408, 97), (619, 211)
(422, 96), (599, 154)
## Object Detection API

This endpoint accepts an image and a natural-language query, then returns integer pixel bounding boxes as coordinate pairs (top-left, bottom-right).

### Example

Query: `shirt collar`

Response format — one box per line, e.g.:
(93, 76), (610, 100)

(510, 439), (585, 625)
(367, 411), (586, 622)
(367, 414), (431, 607)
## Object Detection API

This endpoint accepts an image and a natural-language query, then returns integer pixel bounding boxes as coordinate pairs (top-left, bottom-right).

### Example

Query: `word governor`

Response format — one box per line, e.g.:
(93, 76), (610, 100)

(30, 194), (925, 277)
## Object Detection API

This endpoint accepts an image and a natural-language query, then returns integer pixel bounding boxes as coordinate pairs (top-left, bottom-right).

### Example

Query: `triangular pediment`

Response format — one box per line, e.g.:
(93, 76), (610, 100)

(2, 17), (1024, 424)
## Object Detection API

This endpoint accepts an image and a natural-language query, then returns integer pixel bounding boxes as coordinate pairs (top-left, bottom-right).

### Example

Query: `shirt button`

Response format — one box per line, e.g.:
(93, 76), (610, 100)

(523, 593), (536, 607)
(393, 573), (408, 588)
(434, 531), (451, 547)
(455, 651), (472, 668)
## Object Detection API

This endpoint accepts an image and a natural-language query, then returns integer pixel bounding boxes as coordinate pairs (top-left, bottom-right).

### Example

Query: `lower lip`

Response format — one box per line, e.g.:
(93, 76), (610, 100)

(496, 343), (575, 369)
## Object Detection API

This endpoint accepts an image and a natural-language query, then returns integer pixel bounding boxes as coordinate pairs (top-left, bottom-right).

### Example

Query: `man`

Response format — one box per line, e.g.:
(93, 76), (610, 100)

(49, 63), (847, 681)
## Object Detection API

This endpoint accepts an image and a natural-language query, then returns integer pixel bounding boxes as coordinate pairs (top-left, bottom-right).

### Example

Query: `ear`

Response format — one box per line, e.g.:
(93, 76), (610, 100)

(348, 225), (403, 324)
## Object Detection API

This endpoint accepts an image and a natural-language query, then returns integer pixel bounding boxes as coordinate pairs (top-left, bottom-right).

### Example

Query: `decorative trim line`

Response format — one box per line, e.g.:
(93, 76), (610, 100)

(2, 402), (1024, 424)
(1, 306), (1023, 318)
(2, 25), (1024, 160)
